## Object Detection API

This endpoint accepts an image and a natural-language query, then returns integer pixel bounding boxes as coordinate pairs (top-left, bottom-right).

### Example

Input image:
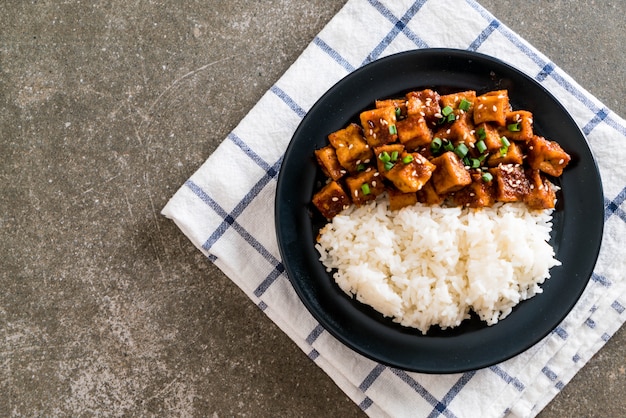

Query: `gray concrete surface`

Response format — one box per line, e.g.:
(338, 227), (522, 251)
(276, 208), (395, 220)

(1, 0), (623, 416)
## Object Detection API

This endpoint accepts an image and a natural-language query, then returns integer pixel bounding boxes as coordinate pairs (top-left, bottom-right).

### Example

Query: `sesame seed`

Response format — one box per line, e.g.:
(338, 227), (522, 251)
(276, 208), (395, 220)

(354, 190), (359, 196)
(355, 159), (361, 165)
(348, 144), (354, 150)
(446, 129), (451, 134)
(558, 159), (564, 164)
(364, 159), (370, 163)
(492, 105), (497, 112)
(374, 172), (380, 177)
(478, 104), (484, 109)
(372, 181), (377, 187)
(434, 113), (442, 118)
(331, 197), (339, 202)
(469, 193), (475, 197)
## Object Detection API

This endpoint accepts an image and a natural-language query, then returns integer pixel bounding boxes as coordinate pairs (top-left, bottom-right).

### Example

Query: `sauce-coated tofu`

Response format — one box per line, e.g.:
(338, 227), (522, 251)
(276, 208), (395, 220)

(524, 169), (556, 209)
(327, 123), (373, 174)
(312, 180), (350, 219)
(474, 90), (510, 126)
(487, 140), (524, 167)
(314, 145), (345, 181)
(490, 164), (530, 202)
(416, 181), (444, 205)
(452, 172), (497, 208)
(388, 187), (418, 211)
(345, 168), (386, 206)
(383, 152), (435, 193)
(406, 89), (441, 122)
(397, 114), (433, 150)
(360, 106), (398, 147)
(440, 90), (477, 118)
(527, 135), (571, 177)
(499, 110), (533, 142)
(430, 151), (472, 195)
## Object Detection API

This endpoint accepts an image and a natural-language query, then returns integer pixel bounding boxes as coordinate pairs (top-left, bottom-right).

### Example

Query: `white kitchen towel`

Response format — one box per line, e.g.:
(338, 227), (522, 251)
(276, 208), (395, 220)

(162, 0), (626, 416)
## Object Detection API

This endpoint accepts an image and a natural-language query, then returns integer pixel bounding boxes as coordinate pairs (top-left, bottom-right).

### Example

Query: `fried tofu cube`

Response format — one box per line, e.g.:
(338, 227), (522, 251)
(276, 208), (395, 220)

(524, 169), (557, 209)
(430, 151), (472, 195)
(376, 98), (408, 119)
(474, 90), (510, 126)
(527, 135), (571, 177)
(452, 172), (497, 208)
(327, 123), (373, 174)
(499, 110), (534, 142)
(446, 112), (476, 146)
(416, 180), (444, 205)
(360, 106), (398, 147)
(344, 168), (385, 206)
(406, 89), (442, 122)
(475, 122), (503, 152)
(440, 90), (477, 118)
(312, 180), (350, 219)
(373, 143), (405, 173)
(314, 145), (346, 181)
(388, 187), (418, 211)
(383, 152), (435, 193)
(487, 140), (524, 167)
(396, 114), (433, 150)
(489, 164), (530, 202)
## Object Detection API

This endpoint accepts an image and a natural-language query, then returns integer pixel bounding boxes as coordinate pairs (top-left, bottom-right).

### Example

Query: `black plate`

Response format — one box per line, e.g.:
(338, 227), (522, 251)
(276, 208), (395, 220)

(275, 49), (604, 373)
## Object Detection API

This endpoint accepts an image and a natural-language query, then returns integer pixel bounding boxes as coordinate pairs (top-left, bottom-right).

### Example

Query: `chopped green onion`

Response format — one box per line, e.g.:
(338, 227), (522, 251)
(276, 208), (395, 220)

(441, 105), (454, 116)
(384, 161), (394, 171)
(454, 143), (469, 158)
(476, 140), (487, 154)
(447, 113), (456, 122)
(499, 137), (510, 157)
(471, 158), (481, 169)
(476, 127), (486, 141)
(402, 154), (414, 164)
(391, 150), (399, 161)
(507, 122), (521, 132)
(361, 183), (371, 195)
(356, 163), (365, 171)
(459, 98), (472, 111)
(430, 137), (443, 153)
(482, 172), (493, 182)
(379, 151), (391, 163)
(389, 124), (397, 135)
(395, 107), (402, 118)
(444, 141), (455, 152)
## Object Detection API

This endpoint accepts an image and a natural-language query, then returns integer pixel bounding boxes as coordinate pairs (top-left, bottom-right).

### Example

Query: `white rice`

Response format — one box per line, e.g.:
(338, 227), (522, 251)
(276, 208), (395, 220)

(315, 196), (560, 334)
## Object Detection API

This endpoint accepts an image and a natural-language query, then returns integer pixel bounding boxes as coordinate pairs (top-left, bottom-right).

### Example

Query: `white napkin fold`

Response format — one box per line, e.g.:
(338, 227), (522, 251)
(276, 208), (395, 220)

(162, 0), (626, 416)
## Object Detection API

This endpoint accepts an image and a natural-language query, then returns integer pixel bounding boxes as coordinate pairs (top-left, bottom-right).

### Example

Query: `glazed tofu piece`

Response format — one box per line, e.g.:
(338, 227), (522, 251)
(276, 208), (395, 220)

(374, 143), (405, 173)
(475, 122), (503, 152)
(315, 145), (346, 181)
(524, 169), (557, 209)
(430, 151), (472, 195)
(499, 110), (534, 142)
(376, 98), (408, 119)
(445, 112), (476, 146)
(383, 152), (435, 193)
(527, 135), (571, 177)
(487, 140), (524, 167)
(327, 123), (373, 174)
(452, 172), (497, 208)
(406, 89), (442, 122)
(396, 114), (433, 150)
(360, 106), (398, 147)
(440, 90), (477, 119)
(312, 180), (351, 219)
(416, 180), (444, 205)
(344, 168), (386, 206)
(388, 187), (418, 211)
(474, 90), (510, 126)
(490, 164), (530, 202)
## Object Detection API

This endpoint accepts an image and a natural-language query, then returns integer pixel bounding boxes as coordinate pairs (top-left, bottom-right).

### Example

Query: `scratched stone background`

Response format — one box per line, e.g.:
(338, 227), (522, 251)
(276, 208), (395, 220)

(0, 0), (624, 416)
